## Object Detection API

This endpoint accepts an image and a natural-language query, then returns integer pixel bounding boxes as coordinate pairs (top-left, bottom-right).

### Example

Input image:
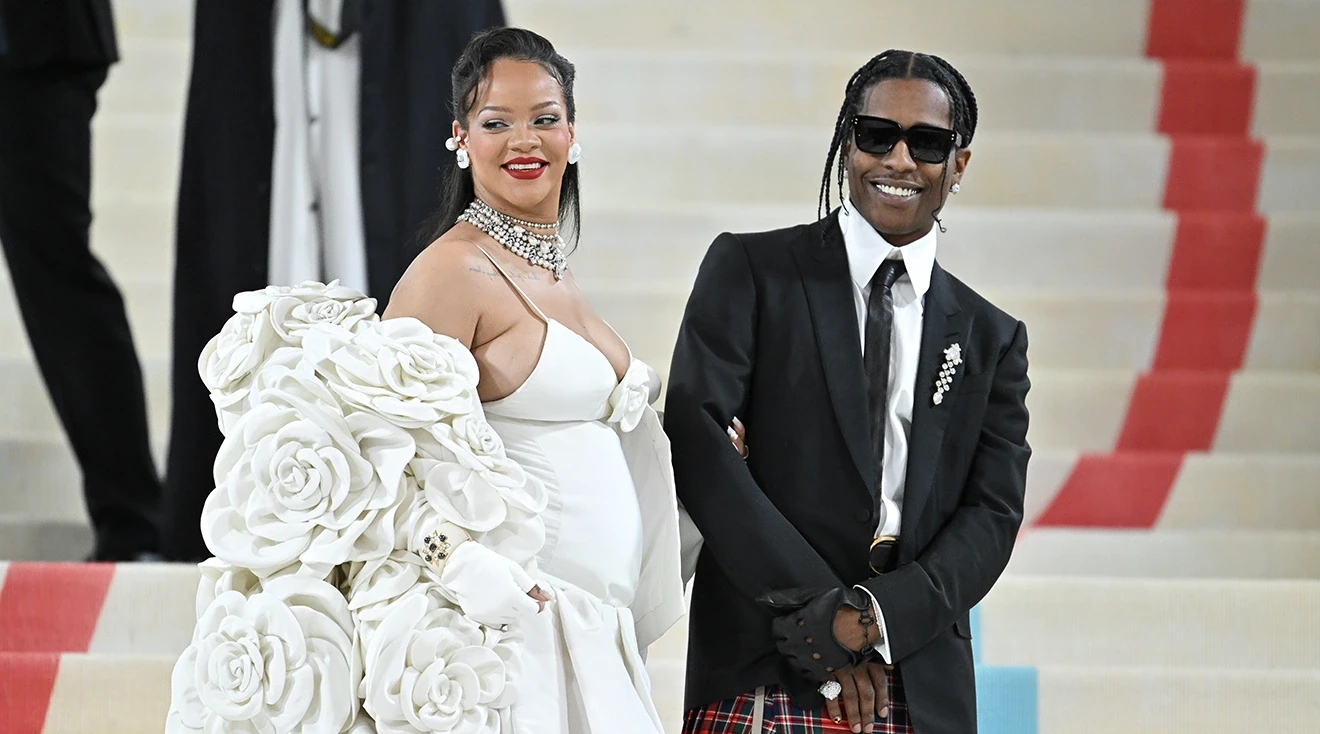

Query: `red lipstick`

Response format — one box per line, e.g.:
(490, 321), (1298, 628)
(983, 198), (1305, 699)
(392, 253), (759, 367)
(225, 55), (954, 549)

(503, 156), (549, 180)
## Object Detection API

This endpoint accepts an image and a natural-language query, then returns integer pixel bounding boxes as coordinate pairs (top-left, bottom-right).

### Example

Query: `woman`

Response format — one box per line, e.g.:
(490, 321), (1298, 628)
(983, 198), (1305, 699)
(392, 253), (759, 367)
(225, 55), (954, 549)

(381, 27), (685, 733)
(167, 28), (717, 734)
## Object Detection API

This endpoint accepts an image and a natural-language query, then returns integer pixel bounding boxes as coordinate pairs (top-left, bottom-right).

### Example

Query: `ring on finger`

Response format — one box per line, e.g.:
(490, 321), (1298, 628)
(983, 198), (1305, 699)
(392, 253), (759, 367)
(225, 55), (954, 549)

(819, 680), (842, 701)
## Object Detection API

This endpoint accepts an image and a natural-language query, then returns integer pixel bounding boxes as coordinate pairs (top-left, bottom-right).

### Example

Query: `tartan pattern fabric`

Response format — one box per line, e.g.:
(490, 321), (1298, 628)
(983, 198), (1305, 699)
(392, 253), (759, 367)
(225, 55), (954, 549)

(682, 671), (913, 733)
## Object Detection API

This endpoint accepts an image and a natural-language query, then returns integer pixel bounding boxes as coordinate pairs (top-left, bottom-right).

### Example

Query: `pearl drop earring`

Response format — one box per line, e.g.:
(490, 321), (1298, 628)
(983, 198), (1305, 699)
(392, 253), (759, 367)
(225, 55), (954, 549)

(446, 136), (469, 169)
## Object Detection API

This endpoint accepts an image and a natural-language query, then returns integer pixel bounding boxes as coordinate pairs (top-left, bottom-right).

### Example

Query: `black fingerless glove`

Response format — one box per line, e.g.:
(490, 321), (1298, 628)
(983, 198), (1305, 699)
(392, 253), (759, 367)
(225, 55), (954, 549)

(756, 586), (872, 683)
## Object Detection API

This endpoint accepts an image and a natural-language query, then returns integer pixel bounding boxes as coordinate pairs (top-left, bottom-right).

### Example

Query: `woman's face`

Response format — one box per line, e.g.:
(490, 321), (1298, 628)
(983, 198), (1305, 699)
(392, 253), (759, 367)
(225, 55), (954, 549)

(845, 78), (971, 246)
(455, 59), (574, 221)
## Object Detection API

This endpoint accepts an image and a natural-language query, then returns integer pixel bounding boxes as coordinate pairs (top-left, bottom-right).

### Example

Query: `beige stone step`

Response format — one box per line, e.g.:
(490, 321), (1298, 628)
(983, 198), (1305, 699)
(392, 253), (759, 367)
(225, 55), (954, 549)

(982, 575), (1320, 668)
(507, 0), (1153, 57)
(0, 516), (93, 561)
(1008, 529), (1320, 579)
(0, 653), (173, 734)
(1025, 370), (1320, 453)
(1037, 666), (1320, 733)
(1024, 452), (1320, 531)
(1244, 0), (1320, 62)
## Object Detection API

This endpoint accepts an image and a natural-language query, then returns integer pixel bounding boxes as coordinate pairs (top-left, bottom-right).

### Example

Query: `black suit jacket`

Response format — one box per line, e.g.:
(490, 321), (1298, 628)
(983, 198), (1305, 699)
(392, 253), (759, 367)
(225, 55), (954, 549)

(664, 214), (1031, 734)
(0, 0), (117, 69)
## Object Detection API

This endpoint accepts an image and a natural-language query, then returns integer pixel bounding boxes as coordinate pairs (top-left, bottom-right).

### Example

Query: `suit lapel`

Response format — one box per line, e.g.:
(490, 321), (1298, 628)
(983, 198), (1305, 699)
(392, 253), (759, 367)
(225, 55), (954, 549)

(901, 264), (969, 540)
(791, 218), (875, 497)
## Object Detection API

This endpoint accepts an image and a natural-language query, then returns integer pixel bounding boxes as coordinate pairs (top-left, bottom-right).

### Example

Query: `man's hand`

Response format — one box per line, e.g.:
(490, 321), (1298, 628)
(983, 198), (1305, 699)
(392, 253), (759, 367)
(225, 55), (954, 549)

(824, 662), (892, 734)
(757, 586), (871, 681)
(833, 603), (882, 652)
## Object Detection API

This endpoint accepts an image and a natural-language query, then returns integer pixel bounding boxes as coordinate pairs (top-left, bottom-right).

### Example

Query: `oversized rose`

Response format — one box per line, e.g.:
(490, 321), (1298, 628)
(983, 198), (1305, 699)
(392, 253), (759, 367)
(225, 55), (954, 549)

(408, 422), (546, 539)
(166, 576), (360, 734)
(201, 281), (376, 435)
(232, 280), (374, 324)
(362, 595), (519, 734)
(194, 558), (262, 619)
(202, 366), (413, 579)
(303, 318), (480, 429)
(343, 549), (448, 652)
(265, 285), (378, 346)
(198, 310), (280, 423)
(607, 359), (652, 433)
(435, 414), (507, 474)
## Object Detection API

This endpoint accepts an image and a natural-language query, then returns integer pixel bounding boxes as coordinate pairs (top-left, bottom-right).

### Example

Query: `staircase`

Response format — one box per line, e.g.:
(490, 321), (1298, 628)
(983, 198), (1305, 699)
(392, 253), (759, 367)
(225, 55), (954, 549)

(2, 0), (1318, 731)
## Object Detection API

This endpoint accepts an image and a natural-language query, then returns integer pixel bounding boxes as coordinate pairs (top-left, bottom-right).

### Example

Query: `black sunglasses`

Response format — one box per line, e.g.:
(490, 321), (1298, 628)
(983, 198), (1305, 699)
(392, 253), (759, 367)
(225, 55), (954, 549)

(852, 115), (960, 164)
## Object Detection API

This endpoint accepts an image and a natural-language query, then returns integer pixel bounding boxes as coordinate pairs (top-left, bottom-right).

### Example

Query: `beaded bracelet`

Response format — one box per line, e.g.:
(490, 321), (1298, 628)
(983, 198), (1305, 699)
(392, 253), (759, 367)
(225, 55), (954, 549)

(420, 522), (472, 573)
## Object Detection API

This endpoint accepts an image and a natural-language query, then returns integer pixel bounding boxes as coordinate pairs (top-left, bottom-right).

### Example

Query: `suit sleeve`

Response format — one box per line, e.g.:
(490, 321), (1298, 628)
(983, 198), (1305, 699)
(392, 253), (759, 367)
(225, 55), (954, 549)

(664, 233), (842, 599)
(862, 320), (1031, 661)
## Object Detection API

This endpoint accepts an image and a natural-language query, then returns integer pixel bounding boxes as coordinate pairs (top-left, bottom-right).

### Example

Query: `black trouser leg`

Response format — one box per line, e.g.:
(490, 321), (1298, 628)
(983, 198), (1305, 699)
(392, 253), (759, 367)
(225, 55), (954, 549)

(0, 64), (162, 559)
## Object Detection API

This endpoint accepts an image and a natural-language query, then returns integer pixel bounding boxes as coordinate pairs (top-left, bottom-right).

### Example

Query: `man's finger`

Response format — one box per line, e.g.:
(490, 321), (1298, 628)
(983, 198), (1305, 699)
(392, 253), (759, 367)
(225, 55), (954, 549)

(868, 663), (890, 719)
(824, 678), (844, 727)
(836, 668), (863, 733)
(852, 667), (877, 733)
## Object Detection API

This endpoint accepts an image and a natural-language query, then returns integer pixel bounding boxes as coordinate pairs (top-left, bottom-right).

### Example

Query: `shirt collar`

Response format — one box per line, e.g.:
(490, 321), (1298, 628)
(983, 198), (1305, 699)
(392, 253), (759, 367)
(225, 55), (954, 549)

(839, 198), (937, 300)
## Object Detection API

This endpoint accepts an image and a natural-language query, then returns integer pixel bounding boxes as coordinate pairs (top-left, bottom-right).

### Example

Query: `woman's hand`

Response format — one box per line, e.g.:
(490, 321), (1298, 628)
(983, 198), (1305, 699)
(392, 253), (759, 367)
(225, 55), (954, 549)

(438, 541), (550, 627)
(726, 417), (748, 459)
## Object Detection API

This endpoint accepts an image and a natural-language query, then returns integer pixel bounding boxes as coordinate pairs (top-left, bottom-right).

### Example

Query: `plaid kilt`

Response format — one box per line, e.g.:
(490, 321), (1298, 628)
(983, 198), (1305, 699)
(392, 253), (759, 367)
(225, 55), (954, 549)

(682, 671), (913, 733)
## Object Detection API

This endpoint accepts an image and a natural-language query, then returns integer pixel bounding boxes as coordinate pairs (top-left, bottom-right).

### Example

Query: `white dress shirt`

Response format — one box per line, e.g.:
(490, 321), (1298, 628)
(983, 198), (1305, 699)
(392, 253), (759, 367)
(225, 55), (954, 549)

(838, 200), (938, 664)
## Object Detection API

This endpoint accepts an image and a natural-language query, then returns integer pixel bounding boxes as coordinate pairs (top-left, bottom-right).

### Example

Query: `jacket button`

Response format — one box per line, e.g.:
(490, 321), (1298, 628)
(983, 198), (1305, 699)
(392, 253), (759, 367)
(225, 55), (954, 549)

(855, 508), (873, 524)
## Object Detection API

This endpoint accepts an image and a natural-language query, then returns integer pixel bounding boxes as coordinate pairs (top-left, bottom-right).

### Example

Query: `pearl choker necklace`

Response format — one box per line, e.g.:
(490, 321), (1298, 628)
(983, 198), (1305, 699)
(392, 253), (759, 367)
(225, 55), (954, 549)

(458, 199), (566, 280)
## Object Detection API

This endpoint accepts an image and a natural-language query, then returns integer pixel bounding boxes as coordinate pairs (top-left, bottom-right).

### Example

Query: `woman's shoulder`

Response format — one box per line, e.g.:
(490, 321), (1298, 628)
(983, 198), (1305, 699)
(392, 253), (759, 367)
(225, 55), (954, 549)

(413, 231), (495, 280)
(384, 231), (496, 340)
(392, 231), (498, 297)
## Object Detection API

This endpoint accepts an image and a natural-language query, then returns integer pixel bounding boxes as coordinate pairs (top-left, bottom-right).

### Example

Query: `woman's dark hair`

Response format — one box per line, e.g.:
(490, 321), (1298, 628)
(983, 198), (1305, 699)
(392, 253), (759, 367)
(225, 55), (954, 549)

(818, 50), (978, 226)
(429, 27), (580, 246)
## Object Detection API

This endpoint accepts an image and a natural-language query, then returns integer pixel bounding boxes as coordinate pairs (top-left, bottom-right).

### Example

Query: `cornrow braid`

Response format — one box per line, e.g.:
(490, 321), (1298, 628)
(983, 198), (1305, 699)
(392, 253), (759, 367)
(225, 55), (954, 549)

(817, 50), (978, 222)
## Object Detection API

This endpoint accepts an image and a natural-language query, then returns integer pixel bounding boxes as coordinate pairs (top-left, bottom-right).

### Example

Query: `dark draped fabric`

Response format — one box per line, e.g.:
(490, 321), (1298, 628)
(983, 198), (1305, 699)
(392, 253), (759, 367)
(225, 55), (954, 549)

(162, 0), (505, 560)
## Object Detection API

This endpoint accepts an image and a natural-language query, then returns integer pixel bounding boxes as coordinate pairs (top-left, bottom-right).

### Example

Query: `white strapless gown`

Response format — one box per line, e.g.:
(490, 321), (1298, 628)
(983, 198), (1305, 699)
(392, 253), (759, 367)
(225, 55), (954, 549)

(482, 314), (668, 733)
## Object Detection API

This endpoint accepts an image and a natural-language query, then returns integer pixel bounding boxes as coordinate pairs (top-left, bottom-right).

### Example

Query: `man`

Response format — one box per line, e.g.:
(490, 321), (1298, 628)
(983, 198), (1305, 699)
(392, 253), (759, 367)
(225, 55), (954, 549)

(0, 0), (162, 561)
(666, 50), (1030, 733)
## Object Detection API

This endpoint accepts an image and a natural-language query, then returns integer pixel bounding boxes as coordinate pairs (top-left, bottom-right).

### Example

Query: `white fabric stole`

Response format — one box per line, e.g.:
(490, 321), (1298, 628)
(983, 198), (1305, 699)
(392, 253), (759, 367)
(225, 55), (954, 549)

(270, 0), (369, 293)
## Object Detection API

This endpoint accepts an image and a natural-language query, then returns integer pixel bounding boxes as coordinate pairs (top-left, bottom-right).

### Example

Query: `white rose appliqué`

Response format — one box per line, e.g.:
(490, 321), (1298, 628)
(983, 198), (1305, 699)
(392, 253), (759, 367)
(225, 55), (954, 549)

(166, 576), (360, 734)
(606, 359), (653, 433)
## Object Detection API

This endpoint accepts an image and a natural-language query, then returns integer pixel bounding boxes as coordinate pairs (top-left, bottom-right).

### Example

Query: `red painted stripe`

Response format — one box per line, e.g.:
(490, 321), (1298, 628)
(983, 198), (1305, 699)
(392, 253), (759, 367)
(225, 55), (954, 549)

(1115, 371), (1234, 451)
(1146, 0), (1246, 59)
(1040, 2), (1259, 529)
(0, 653), (61, 734)
(1037, 453), (1184, 527)
(0, 563), (115, 653)
(1152, 292), (1258, 370)
(1164, 213), (1266, 291)
(1162, 137), (1263, 212)
(1158, 62), (1255, 136)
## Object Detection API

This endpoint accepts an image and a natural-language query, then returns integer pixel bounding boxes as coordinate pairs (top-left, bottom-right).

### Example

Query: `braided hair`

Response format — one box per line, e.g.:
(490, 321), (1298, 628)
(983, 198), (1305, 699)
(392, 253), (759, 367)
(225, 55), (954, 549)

(817, 50), (978, 231)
